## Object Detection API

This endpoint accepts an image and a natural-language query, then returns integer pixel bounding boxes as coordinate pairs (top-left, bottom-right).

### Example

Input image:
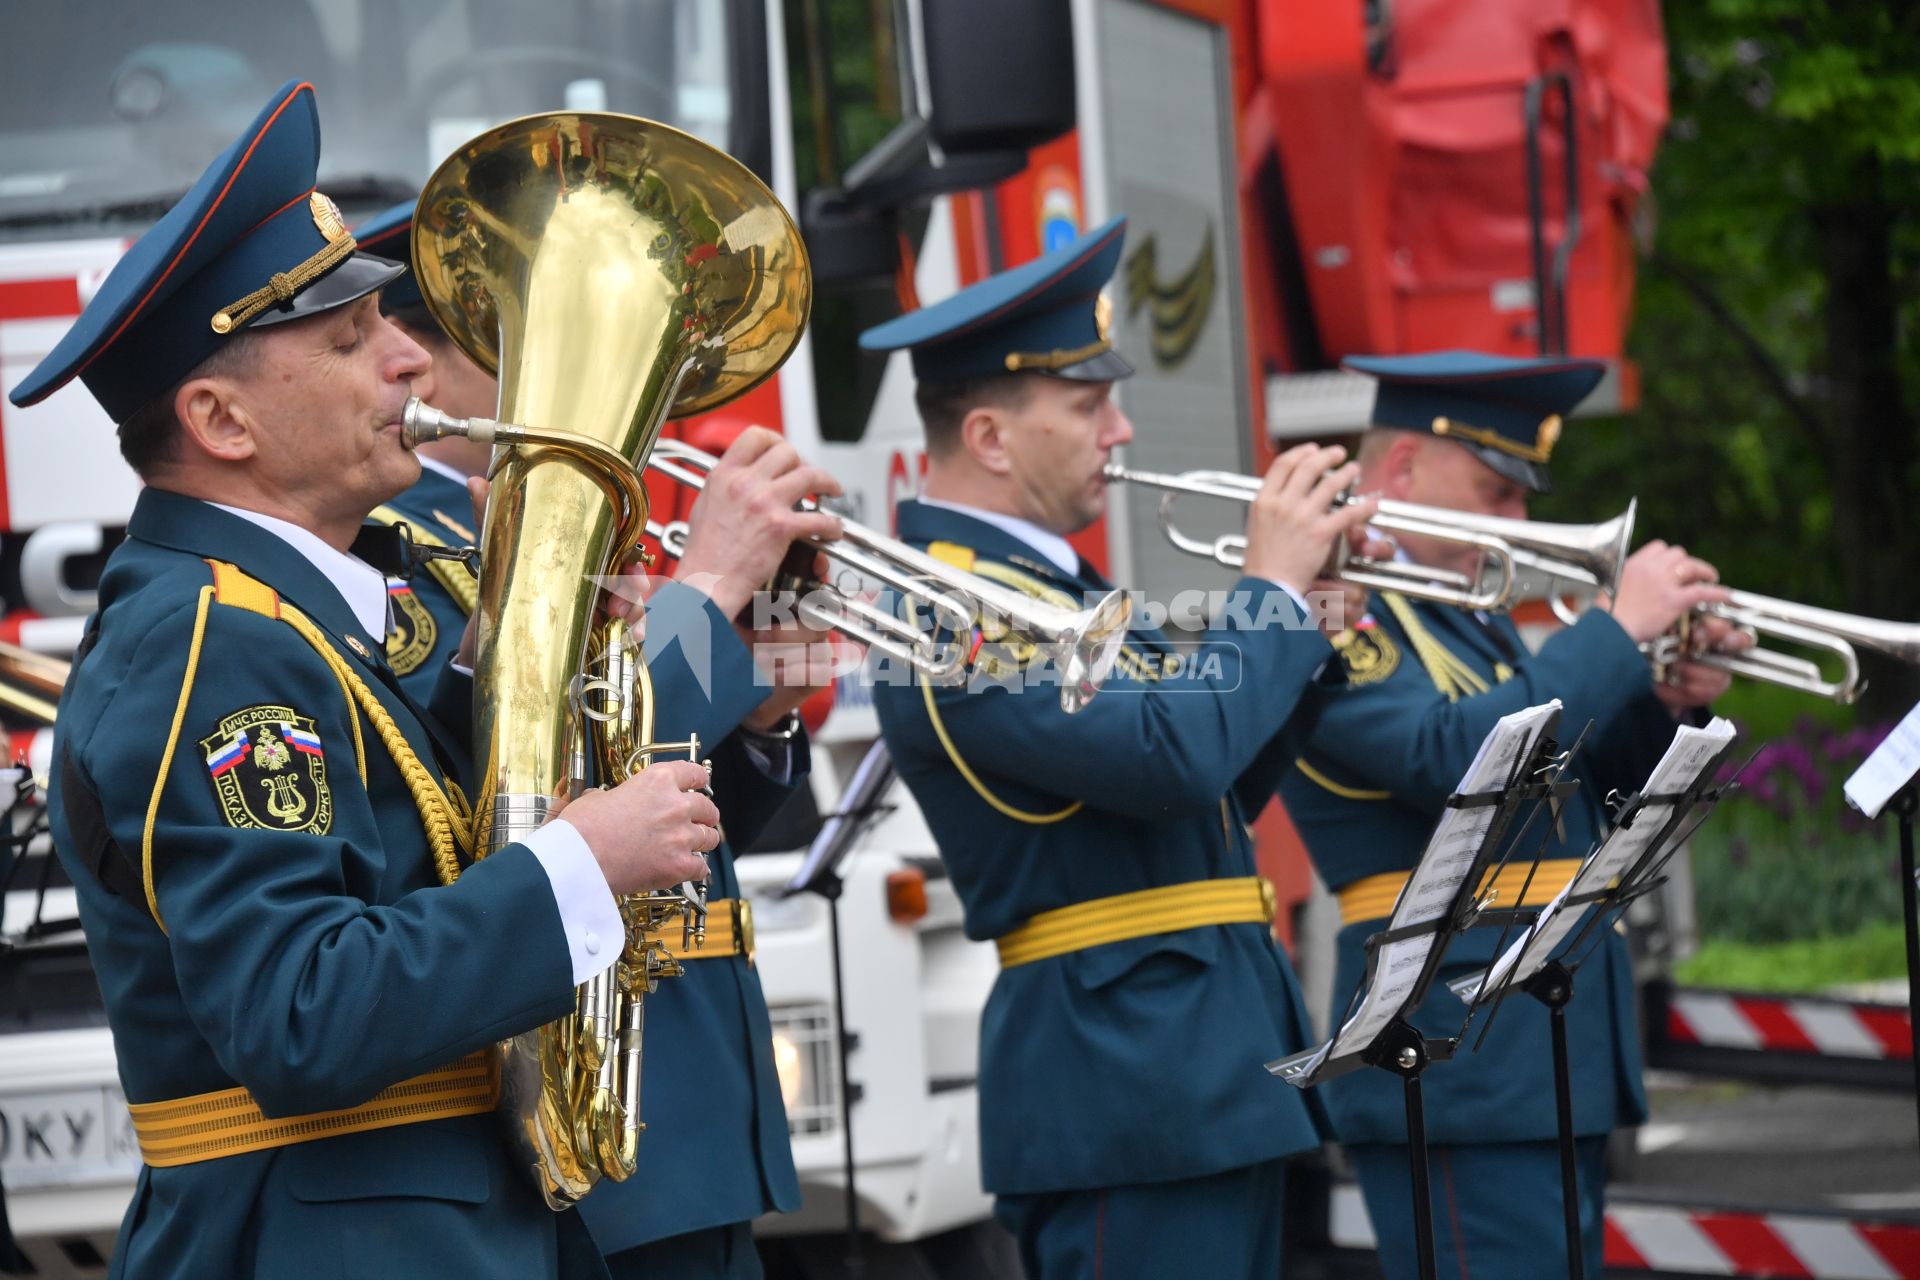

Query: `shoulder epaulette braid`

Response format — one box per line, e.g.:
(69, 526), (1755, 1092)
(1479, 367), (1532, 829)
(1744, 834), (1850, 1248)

(1379, 591), (1490, 702)
(134, 561), (472, 931)
(916, 541), (1081, 825)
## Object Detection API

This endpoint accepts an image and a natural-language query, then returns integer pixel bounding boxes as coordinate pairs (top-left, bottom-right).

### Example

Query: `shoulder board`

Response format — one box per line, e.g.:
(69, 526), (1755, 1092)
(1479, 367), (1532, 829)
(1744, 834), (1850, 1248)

(926, 540), (976, 573)
(204, 559), (280, 618)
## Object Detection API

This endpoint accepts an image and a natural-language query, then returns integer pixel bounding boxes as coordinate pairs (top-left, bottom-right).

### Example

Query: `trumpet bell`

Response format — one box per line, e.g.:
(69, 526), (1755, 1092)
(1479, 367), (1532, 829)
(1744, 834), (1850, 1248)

(1059, 590), (1133, 714)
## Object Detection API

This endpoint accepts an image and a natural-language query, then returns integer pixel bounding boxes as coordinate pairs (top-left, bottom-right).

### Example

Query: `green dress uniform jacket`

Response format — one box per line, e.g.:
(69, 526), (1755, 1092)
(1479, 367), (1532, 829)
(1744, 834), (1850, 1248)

(1279, 596), (1674, 1144)
(871, 500), (1337, 1197)
(371, 469), (805, 1252)
(52, 488), (608, 1280)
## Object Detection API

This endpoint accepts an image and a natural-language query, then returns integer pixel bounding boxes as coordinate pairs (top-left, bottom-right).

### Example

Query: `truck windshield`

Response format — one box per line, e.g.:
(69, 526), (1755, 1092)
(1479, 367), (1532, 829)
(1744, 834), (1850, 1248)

(0, 0), (735, 232)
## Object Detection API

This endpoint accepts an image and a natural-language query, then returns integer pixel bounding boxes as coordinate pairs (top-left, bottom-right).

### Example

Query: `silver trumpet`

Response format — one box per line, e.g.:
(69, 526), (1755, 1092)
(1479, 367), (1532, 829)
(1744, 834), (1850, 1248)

(1650, 591), (1920, 705)
(1102, 463), (1635, 612)
(646, 440), (1134, 714)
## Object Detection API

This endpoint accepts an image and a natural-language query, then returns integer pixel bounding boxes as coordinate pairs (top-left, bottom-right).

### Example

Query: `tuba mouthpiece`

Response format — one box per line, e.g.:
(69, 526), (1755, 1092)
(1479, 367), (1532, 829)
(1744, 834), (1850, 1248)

(401, 397), (500, 449)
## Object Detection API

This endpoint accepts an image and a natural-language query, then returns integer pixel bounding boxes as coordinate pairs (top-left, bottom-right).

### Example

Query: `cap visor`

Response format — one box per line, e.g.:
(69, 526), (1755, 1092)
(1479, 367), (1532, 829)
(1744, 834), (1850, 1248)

(247, 253), (406, 329)
(1468, 444), (1552, 495)
(1046, 348), (1134, 383)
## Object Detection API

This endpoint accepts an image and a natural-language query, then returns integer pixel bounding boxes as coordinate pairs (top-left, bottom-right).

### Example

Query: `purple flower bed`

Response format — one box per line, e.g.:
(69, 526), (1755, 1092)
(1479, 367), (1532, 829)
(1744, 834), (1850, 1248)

(1691, 716), (1900, 944)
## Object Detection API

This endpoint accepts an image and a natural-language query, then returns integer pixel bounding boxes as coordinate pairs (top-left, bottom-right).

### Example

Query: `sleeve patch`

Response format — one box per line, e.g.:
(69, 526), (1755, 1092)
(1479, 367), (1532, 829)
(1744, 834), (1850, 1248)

(1330, 625), (1400, 686)
(384, 579), (438, 675)
(198, 705), (333, 834)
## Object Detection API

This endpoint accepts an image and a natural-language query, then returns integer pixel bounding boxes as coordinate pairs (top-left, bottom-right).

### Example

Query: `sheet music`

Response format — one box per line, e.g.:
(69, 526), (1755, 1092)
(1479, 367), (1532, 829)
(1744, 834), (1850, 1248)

(1450, 716), (1737, 1005)
(1270, 701), (1561, 1085)
(1844, 700), (1920, 820)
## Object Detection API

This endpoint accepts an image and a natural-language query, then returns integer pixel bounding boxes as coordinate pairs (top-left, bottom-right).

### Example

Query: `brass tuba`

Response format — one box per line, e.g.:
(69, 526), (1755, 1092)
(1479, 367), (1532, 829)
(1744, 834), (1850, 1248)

(407, 112), (809, 1208)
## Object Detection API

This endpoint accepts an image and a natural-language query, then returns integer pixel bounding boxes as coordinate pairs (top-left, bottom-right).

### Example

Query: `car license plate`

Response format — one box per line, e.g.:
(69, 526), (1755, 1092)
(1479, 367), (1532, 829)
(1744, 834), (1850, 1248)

(0, 1085), (141, 1190)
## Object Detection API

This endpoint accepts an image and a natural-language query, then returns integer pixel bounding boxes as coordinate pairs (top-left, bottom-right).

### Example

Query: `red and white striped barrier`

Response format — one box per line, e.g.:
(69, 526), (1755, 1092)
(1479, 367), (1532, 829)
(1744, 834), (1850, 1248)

(1605, 1203), (1920, 1279)
(1327, 1184), (1920, 1278)
(1664, 989), (1911, 1061)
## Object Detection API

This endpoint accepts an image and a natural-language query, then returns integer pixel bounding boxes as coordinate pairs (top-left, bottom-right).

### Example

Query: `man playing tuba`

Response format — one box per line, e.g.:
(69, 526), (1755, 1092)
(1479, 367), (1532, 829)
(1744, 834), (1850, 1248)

(9, 83), (721, 1280)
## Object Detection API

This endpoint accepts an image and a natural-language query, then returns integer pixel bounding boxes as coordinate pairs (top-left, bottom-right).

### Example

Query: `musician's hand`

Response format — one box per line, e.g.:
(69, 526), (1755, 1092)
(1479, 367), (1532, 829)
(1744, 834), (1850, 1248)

(549, 761), (718, 895)
(1653, 614), (1748, 711)
(1241, 443), (1377, 596)
(452, 476), (489, 669)
(1302, 529), (1397, 635)
(673, 427), (844, 621)
(1655, 659), (1734, 710)
(1607, 541), (1730, 645)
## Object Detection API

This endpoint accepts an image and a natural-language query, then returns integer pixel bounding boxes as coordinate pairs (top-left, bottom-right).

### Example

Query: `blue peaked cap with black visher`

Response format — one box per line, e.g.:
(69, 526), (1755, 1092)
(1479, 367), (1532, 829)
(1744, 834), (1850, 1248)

(8, 80), (405, 423)
(859, 216), (1134, 384)
(353, 200), (423, 312)
(1343, 349), (1607, 494)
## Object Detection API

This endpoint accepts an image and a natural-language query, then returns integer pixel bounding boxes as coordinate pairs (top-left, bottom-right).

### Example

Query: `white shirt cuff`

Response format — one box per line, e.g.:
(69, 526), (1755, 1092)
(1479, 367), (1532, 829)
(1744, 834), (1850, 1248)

(1254, 578), (1314, 616)
(521, 818), (624, 984)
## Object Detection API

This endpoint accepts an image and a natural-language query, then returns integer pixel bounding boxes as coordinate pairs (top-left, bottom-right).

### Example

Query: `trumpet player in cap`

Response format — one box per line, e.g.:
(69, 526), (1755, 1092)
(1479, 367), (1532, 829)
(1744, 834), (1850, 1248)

(863, 217), (1387, 1278)
(7, 83), (726, 1279)
(1278, 350), (1749, 1280)
(357, 198), (838, 1278)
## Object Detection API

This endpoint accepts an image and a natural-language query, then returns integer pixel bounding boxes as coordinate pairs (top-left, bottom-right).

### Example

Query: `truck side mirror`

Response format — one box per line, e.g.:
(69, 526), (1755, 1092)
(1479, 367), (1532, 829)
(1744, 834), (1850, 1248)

(801, 190), (901, 287)
(921, 0), (1076, 155)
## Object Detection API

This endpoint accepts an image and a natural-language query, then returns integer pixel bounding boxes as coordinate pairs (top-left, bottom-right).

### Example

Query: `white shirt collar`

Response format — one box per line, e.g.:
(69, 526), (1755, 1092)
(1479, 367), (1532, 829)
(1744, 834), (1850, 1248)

(209, 502), (390, 637)
(417, 454), (471, 488)
(917, 497), (1080, 577)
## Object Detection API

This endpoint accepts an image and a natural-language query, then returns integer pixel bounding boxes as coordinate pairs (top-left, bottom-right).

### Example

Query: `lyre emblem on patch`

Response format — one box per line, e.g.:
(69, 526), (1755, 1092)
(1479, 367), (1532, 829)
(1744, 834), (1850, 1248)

(384, 578), (438, 675)
(1330, 621), (1400, 686)
(199, 705), (332, 834)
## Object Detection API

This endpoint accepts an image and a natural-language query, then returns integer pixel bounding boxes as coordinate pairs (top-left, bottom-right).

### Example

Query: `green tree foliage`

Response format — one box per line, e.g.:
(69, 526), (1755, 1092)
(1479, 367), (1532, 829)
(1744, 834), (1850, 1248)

(1542, 2), (1920, 719)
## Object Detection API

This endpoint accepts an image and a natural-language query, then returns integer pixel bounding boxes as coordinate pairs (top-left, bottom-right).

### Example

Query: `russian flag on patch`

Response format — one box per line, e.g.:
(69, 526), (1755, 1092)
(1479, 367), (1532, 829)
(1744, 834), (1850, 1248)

(204, 731), (248, 777)
(280, 722), (324, 757)
(386, 577), (411, 597)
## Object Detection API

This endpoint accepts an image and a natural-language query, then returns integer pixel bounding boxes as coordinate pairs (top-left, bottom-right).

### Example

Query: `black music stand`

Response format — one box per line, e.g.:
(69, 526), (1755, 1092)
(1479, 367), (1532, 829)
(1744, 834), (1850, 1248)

(1841, 702), (1920, 1149)
(1895, 780), (1920, 1146)
(1270, 705), (1580, 1280)
(1449, 722), (1745, 1280)
(780, 739), (898, 1276)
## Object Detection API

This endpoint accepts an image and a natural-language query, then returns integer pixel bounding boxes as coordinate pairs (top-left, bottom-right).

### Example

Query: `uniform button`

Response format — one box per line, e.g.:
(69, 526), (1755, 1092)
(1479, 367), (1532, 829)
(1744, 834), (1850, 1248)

(584, 931), (601, 955)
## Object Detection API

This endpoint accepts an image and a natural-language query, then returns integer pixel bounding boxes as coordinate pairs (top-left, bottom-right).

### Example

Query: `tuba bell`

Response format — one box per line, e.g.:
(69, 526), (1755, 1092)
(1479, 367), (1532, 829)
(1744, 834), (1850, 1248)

(407, 111), (810, 1208)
